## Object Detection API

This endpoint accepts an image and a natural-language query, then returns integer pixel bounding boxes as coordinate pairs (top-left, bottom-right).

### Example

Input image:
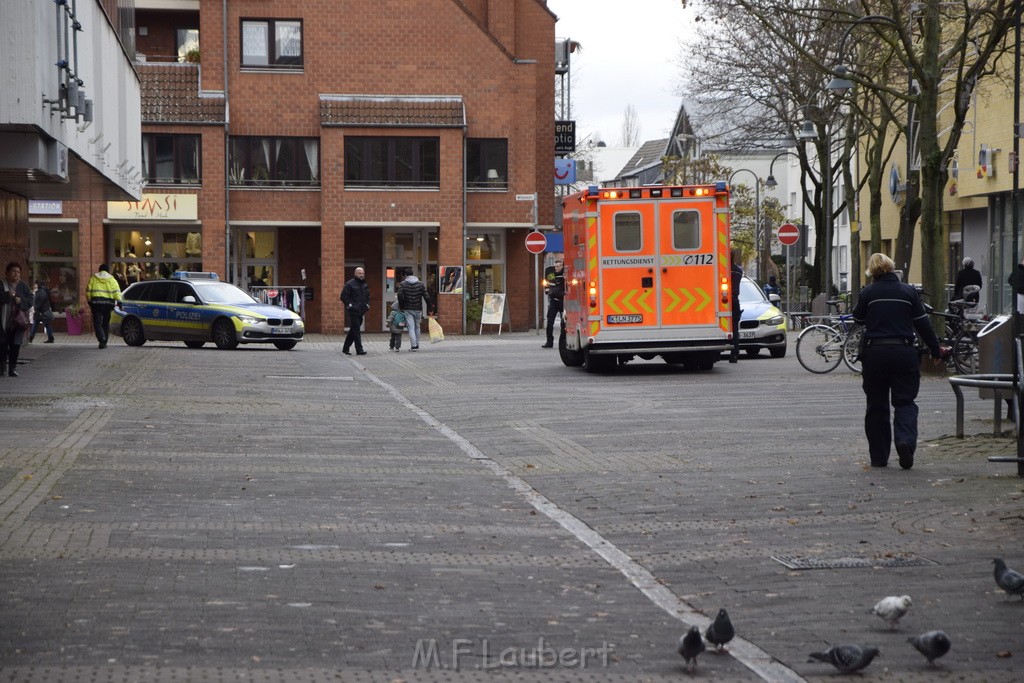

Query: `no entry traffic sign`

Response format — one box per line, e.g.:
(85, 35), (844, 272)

(777, 223), (800, 246)
(525, 231), (547, 254)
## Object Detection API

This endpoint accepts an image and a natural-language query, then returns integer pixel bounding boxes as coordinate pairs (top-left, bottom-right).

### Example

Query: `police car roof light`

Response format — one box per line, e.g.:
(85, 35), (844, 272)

(172, 271), (219, 281)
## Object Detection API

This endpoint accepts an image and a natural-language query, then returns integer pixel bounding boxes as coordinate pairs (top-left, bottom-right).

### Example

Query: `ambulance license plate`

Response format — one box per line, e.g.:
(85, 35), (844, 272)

(607, 314), (642, 324)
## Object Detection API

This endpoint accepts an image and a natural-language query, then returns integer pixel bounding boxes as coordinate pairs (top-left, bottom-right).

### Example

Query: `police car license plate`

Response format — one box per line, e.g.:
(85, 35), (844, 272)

(270, 327), (289, 335)
(607, 314), (643, 324)
(740, 331), (755, 338)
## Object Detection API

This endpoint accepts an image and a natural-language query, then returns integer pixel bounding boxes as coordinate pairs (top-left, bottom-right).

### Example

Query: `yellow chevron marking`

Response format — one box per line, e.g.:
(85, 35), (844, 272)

(590, 320), (600, 336)
(664, 289), (680, 313)
(662, 254), (682, 266)
(587, 234), (597, 249)
(636, 289), (653, 313)
(694, 288), (711, 312)
(678, 288), (696, 312)
(590, 256), (598, 271)
(620, 289), (638, 313)
(606, 290), (623, 314)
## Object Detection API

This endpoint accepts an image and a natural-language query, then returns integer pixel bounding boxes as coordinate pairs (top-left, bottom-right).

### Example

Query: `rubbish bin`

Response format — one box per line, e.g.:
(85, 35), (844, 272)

(977, 314), (1013, 398)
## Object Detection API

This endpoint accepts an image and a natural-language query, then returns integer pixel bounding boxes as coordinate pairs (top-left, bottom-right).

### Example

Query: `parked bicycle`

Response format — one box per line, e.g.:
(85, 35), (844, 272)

(795, 300), (863, 374)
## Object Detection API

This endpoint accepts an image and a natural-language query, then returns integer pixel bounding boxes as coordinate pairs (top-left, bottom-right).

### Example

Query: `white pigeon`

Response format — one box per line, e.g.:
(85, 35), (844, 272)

(869, 595), (912, 629)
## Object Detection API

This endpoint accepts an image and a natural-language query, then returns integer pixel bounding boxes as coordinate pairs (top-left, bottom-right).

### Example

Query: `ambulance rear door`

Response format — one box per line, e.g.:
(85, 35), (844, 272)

(596, 199), (658, 333)
(656, 198), (722, 332)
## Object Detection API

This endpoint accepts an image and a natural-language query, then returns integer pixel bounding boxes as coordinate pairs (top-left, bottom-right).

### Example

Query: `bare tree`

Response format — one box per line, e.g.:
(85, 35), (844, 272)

(619, 104), (641, 147)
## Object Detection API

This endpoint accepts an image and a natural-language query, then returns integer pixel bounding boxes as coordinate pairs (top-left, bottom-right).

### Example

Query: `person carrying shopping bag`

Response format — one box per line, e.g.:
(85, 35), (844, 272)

(396, 268), (434, 351)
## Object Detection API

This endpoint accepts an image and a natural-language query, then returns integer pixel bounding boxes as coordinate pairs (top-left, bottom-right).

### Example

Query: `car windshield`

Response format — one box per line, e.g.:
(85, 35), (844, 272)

(195, 282), (258, 305)
(739, 278), (768, 305)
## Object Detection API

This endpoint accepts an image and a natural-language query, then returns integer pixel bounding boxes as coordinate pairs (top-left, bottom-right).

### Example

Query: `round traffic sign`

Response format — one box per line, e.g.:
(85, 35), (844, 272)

(777, 223), (800, 246)
(525, 230), (547, 254)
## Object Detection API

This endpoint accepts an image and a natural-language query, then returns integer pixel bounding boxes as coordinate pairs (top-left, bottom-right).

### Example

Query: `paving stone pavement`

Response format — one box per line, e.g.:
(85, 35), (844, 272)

(1, 331), (1023, 682)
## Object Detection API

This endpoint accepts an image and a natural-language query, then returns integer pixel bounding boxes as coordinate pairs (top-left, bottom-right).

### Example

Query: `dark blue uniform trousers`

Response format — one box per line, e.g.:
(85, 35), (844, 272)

(861, 345), (920, 465)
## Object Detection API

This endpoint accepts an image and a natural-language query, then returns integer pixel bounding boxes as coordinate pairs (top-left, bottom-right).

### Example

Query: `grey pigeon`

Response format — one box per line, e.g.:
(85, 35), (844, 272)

(908, 630), (951, 665)
(869, 595), (912, 629)
(993, 558), (1024, 600)
(705, 608), (735, 653)
(808, 644), (881, 674)
(677, 624), (705, 672)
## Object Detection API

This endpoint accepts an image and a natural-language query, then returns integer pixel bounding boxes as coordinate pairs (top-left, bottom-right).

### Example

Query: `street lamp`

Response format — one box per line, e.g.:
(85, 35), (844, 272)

(729, 168), (763, 280)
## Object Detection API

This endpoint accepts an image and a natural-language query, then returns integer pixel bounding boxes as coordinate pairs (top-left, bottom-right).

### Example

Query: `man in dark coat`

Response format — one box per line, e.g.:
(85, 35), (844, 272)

(729, 251), (743, 363)
(340, 267), (370, 355)
(396, 268), (433, 351)
(952, 257), (982, 304)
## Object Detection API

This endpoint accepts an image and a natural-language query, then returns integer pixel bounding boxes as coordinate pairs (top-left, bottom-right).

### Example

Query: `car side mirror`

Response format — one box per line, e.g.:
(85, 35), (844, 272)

(182, 295), (197, 304)
(769, 293), (781, 306)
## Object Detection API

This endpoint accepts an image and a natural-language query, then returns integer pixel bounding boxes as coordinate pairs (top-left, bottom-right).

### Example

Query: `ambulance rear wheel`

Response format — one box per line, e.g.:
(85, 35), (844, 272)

(683, 352), (718, 371)
(213, 319), (239, 350)
(559, 329), (583, 367)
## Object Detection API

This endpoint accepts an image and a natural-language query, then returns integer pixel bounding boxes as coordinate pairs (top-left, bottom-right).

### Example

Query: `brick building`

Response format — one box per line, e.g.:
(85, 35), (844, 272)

(34, 0), (556, 335)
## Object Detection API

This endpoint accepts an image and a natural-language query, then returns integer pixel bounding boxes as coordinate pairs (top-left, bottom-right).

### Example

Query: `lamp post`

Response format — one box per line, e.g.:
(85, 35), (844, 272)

(766, 150), (805, 319)
(729, 168), (763, 280)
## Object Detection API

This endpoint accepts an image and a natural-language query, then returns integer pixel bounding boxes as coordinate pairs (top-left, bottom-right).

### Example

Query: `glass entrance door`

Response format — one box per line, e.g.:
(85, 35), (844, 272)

(382, 229), (420, 328)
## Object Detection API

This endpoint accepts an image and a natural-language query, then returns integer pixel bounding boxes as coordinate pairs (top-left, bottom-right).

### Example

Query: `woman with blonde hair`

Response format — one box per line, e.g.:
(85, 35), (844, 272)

(851, 253), (941, 469)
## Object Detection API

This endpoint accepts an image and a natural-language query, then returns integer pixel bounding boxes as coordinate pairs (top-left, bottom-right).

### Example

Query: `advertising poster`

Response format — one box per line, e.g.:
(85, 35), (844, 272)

(480, 293), (506, 325)
(439, 266), (463, 294)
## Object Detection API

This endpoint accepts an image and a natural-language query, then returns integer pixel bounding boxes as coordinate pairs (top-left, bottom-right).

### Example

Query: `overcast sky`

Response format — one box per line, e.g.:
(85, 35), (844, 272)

(547, 0), (693, 147)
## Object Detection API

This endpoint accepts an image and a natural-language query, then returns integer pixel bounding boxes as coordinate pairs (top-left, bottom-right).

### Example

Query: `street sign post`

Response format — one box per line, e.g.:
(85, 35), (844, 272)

(777, 223), (800, 246)
(525, 231), (546, 254)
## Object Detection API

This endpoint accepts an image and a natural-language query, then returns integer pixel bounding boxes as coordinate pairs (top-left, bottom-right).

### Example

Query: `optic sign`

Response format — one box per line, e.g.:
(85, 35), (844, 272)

(555, 120), (576, 154)
(777, 223), (800, 246)
(554, 158), (576, 185)
(525, 231), (547, 254)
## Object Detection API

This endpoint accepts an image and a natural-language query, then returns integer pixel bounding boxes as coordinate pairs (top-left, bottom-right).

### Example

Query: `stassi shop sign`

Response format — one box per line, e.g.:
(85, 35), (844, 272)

(107, 194), (198, 220)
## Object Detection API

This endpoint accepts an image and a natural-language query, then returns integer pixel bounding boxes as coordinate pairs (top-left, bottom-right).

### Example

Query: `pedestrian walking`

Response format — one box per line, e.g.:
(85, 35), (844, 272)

(340, 267), (370, 356)
(762, 275), (780, 301)
(396, 268), (433, 351)
(852, 253), (942, 469)
(1, 262), (33, 377)
(1009, 257), (1024, 314)
(86, 263), (122, 349)
(729, 250), (743, 363)
(541, 257), (565, 348)
(386, 300), (406, 352)
(29, 280), (56, 343)
(953, 257), (982, 304)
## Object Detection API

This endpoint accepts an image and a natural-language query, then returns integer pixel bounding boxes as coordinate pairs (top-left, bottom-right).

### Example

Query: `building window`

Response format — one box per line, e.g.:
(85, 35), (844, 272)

(614, 212), (642, 251)
(344, 137), (440, 189)
(29, 227), (78, 314)
(465, 232), (505, 311)
(228, 137), (319, 187)
(176, 28), (199, 62)
(467, 138), (508, 190)
(110, 229), (203, 283)
(672, 210), (700, 250)
(241, 19), (302, 68)
(142, 134), (201, 186)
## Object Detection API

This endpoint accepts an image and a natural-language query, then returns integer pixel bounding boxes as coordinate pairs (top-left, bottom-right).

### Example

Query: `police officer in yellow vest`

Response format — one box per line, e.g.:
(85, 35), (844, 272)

(86, 263), (122, 349)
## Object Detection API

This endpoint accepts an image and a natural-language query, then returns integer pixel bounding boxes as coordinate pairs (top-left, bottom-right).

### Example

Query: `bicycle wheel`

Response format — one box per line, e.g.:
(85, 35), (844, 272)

(842, 325), (864, 373)
(951, 329), (980, 374)
(796, 324), (844, 374)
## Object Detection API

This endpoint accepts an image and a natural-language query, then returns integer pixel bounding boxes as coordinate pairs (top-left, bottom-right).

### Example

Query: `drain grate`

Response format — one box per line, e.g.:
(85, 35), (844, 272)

(771, 554), (938, 570)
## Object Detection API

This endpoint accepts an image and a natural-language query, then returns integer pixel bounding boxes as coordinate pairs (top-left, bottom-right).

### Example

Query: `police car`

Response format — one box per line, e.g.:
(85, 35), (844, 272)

(736, 276), (787, 358)
(111, 272), (304, 350)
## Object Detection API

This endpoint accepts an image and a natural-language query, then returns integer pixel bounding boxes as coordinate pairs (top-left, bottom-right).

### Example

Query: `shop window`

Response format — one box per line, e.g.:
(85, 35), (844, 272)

(344, 137), (440, 189)
(241, 19), (302, 68)
(467, 138), (508, 190)
(228, 137), (318, 187)
(614, 213), (642, 251)
(142, 134), (200, 185)
(672, 210), (700, 250)
(110, 229), (202, 284)
(29, 227), (78, 314)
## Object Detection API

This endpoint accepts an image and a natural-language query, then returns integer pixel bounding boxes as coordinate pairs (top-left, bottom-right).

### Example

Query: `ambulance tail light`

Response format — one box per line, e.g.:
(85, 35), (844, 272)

(721, 276), (729, 303)
(589, 280), (598, 308)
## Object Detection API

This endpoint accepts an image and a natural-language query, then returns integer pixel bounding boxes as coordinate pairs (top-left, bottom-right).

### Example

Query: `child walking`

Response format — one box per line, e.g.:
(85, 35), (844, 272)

(386, 301), (406, 352)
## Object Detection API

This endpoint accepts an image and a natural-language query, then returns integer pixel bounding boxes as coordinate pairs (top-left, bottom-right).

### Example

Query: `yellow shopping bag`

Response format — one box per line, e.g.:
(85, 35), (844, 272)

(428, 316), (444, 343)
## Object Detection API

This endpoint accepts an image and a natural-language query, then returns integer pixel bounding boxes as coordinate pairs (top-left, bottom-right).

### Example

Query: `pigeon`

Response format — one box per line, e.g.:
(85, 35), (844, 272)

(869, 595), (912, 629)
(993, 558), (1024, 600)
(677, 624), (705, 672)
(808, 644), (881, 674)
(705, 608), (735, 653)
(908, 630), (951, 665)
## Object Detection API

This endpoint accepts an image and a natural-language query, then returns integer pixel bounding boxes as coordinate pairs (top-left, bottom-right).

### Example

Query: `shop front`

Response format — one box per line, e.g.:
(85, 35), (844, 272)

(105, 194), (202, 289)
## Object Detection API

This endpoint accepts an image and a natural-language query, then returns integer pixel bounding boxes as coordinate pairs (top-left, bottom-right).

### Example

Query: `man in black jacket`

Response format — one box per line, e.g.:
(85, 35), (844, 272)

(397, 268), (433, 351)
(541, 257), (564, 348)
(340, 267), (370, 355)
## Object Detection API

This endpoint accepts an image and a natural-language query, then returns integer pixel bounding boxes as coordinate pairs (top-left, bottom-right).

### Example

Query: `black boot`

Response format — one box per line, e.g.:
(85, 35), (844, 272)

(8, 361), (18, 377)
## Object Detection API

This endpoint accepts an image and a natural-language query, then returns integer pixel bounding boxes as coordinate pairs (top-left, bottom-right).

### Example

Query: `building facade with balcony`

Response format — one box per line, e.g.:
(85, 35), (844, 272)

(45, 0), (556, 335)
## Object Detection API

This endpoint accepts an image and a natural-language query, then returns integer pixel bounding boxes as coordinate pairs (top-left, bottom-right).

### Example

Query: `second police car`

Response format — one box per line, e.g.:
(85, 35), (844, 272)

(110, 272), (304, 350)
